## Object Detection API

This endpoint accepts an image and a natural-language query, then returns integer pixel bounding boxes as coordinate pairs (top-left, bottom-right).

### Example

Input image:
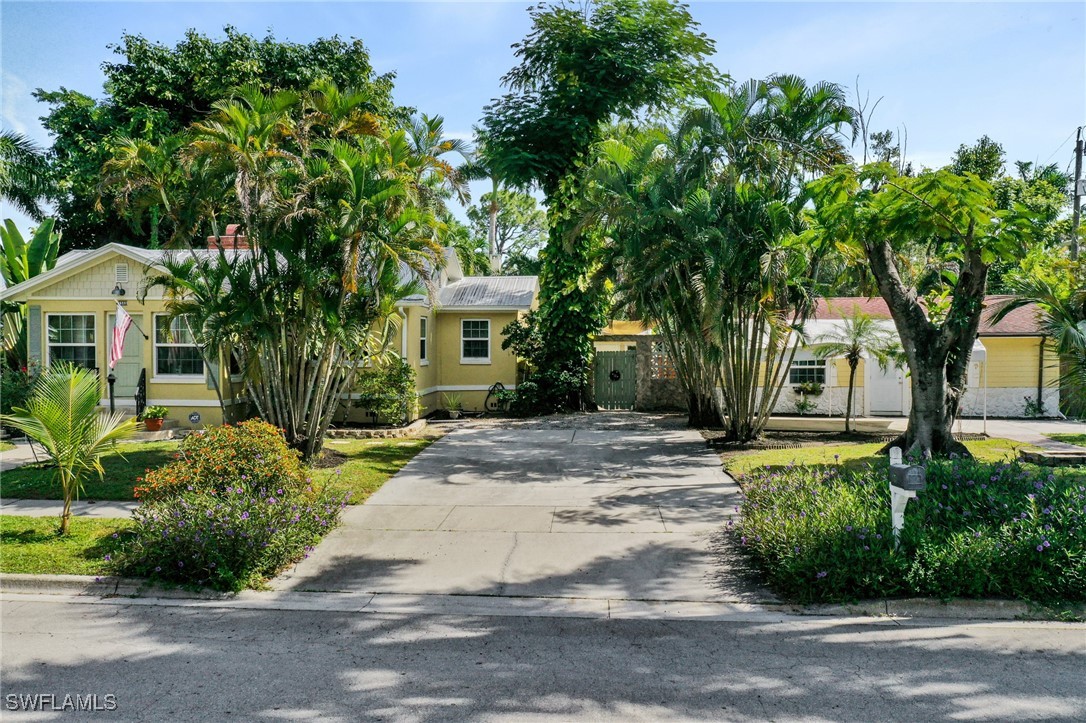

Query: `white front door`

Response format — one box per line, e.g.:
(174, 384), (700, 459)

(868, 362), (905, 416)
(107, 312), (144, 398)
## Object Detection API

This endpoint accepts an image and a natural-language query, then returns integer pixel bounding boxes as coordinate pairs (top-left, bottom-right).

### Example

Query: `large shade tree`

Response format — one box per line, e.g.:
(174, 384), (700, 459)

(108, 83), (442, 460)
(480, 0), (719, 410)
(36, 26), (402, 250)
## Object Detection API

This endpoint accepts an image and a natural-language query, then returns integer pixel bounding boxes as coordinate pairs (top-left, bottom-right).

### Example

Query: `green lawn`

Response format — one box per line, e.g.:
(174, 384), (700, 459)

(0, 440), (15, 452)
(1047, 433), (1086, 447)
(321, 438), (432, 503)
(0, 515), (133, 575)
(0, 441), (180, 500)
(723, 437), (1036, 477)
(1, 437), (431, 503)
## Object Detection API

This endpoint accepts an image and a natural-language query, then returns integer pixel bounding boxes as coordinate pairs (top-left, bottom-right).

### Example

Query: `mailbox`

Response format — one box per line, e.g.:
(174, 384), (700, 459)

(889, 464), (926, 491)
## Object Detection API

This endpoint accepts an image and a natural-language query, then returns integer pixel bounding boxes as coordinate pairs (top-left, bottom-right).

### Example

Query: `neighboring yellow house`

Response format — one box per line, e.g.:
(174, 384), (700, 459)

(0, 242), (537, 429)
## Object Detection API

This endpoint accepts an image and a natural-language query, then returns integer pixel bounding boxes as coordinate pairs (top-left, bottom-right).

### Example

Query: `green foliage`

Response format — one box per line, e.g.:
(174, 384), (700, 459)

(0, 363), (138, 534)
(35, 26), (402, 249)
(353, 359), (417, 424)
(466, 189), (547, 269)
(138, 405), (169, 421)
(0, 130), (54, 220)
(115, 420), (347, 590)
(481, 0), (718, 411)
(0, 516), (132, 575)
(1, 441), (178, 501)
(736, 458), (1086, 603)
(950, 135), (1006, 181)
(441, 393), (463, 411)
(0, 364), (34, 417)
(1, 219), (61, 366)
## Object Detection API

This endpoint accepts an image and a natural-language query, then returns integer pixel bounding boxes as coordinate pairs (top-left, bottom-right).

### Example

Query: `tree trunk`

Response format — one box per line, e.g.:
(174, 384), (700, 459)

(865, 236), (985, 458)
(687, 391), (720, 428)
(845, 359), (857, 433)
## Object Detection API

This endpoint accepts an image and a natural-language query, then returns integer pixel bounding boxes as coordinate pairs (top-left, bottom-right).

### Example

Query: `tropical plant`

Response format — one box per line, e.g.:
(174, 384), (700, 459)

(121, 83), (441, 460)
(442, 393), (463, 411)
(36, 26), (401, 249)
(480, 0), (719, 411)
(0, 130), (54, 220)
(811, 311), (901, 432)
(807, 156), (1037, 457)
(0, 363), (138, 534)
(138, 405), (169, 421)
(1, 218), (61, 367)
(353, 359), (417, 425)
(587, 75), (856, 438)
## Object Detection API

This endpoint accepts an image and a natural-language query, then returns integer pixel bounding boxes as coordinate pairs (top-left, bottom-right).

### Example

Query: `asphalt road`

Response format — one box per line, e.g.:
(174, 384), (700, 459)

(2, 596), (1084, 721)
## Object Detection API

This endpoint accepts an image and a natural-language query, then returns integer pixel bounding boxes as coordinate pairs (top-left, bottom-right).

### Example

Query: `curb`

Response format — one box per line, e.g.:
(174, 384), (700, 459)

(2, 574), (1082, 622)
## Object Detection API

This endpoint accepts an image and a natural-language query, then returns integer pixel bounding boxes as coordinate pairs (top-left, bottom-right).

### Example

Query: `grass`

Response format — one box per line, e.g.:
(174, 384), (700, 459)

(0, 440), (15, 452)
(2, 438), (431, 504)
(722, 437), (1037, 477)
(321, 438), (432, 503)
(1047, 433), (1086, 447)
(0, 515), (133, 575)
(0, 441), (180, 500)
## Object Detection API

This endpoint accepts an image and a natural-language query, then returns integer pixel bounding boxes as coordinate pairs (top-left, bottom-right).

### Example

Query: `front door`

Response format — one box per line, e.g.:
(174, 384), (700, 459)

(868, 362), (904, 416)
(107, 311), (144, 398)
(595, 350), (637, 410)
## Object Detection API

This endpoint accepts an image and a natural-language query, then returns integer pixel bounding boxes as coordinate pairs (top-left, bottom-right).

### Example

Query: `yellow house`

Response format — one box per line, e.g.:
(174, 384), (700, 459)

(0, 242), (538, 429)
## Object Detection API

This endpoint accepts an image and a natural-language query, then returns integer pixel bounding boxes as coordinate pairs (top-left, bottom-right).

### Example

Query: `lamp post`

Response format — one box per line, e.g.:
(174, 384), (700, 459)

(107, 372), (117, 414)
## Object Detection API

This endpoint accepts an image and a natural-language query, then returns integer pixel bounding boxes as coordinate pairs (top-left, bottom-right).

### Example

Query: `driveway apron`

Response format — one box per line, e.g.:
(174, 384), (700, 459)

(274, 418), (744, 602)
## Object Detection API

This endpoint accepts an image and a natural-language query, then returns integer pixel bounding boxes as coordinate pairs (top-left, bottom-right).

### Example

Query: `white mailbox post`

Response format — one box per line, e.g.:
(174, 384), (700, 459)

(888, 446), (926, 546)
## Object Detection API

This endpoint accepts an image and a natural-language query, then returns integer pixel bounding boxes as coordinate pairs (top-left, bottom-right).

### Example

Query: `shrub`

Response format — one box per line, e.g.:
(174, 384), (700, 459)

(133, 419), (306, 502)
(736, 457), (1086, 603)
(352, 359), (417, 424)
(1, 365), (34, 417)
(116, 419), (348, 590)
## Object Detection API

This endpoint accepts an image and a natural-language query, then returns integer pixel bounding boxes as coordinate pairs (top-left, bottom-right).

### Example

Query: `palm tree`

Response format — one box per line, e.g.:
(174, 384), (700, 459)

(98, 134), (187, 248)
(0, 130), (54, 220)
(1, 364), (137, 534)
(993, 274), (1086, 416)
(811, 311), (900, 433)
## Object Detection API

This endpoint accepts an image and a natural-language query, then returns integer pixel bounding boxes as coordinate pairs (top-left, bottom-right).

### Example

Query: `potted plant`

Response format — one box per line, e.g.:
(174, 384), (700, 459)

(139, 405), (169, 431)
(442, 393), (463, 420)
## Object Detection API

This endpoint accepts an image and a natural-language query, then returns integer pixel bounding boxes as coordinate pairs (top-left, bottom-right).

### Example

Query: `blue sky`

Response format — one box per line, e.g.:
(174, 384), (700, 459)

(2, 1), (1084, 230)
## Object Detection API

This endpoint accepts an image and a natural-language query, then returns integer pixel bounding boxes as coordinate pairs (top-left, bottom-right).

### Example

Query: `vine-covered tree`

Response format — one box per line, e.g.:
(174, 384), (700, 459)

(35, 26), (401, 250)
(481, 0), (718, 410)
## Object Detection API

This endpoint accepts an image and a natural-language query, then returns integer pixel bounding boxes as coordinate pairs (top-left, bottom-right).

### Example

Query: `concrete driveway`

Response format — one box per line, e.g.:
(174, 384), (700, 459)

(274, 414), (750, 602)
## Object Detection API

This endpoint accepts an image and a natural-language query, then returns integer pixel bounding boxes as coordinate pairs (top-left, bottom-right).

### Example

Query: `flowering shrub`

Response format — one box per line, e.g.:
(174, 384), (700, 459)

(115, 420), (348, 590)
(134, 420), (306, 502)
(735, 457), (1086, 603)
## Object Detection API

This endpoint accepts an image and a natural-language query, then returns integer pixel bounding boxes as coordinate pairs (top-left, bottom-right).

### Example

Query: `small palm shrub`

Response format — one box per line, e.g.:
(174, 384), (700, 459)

(1, 363), (137, 534)
(116, 420), (348, 590)
(736, 457), (1086, 603)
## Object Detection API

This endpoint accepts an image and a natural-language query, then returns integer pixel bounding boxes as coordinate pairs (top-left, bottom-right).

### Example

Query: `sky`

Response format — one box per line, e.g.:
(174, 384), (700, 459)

(2, 0), (1084, 233)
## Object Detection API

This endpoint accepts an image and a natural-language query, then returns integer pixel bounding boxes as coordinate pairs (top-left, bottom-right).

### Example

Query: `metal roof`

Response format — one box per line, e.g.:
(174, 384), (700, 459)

(437, 276), (539, 310)
(813, 296), (1046, 336)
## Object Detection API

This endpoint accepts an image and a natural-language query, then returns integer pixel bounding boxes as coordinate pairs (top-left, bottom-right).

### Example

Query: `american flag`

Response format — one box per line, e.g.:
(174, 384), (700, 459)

(109, 303), (133, 369)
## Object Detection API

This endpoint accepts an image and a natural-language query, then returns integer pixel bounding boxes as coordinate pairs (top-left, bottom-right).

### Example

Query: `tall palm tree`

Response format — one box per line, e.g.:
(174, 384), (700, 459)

(811, 311), (900, 432)
(0, 130), (54, 220)
(1, 364), (137, 534)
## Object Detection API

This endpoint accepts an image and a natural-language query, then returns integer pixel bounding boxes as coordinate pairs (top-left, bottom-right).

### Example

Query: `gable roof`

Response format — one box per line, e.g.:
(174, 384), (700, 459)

(814, 295), (1046, 336)
(437, 276), (538, 310)
(0, 243), (172, 301)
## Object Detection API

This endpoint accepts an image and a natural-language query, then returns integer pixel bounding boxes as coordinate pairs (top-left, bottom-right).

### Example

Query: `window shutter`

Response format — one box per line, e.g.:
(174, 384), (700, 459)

(27, 305), (42, 370)
(206, 359), (220, 390)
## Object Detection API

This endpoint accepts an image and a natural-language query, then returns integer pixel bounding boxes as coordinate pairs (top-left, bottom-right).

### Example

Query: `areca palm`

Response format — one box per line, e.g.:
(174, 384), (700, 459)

(1, 364), (137, 534)
(811, 311), (901, 432)
(0, 130), (54, 220)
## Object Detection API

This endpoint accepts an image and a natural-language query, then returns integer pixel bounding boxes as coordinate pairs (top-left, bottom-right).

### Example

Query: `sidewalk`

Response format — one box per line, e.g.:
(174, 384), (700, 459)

(0, 440), (43, 472)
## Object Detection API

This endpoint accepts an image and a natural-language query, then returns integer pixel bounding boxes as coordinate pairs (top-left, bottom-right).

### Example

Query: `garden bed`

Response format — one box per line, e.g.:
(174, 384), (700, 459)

(730, 455), (1086, 604)
(325, 418), (429, 439)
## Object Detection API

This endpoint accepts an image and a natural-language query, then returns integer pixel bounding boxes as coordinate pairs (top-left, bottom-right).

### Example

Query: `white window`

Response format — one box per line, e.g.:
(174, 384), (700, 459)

(420, 317), (428, 364)
(47, 314), (96, 370)
(154, 315), (204, 377)
(789, 359), (826, 385)
(460, 319), (490, 363)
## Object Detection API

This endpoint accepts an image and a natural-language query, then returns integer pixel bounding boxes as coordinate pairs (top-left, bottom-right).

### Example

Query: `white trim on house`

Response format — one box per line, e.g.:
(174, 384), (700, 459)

(419, 315), (429, 366)
(441, 305), (528, 312)
(45, 312), (97, 370)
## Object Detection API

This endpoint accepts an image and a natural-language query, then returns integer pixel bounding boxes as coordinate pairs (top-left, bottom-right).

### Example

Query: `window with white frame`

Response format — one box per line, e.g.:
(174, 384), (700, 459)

(154, 315), (204, 376)
(47, 314), (96, 370)
(789, 359), (825, 385)
(460, 319), (490, 362)
(419, 317), (428, 363)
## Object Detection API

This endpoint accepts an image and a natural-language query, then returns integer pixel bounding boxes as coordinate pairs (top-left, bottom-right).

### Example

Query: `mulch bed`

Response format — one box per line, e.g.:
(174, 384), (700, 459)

(702, 429), (988, 451)
(309, 449), (349, 469)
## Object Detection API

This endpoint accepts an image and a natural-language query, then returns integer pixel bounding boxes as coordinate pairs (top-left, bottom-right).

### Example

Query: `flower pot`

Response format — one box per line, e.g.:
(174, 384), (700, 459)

(448, 410), (461, 420)
(143, 418), (164, 432)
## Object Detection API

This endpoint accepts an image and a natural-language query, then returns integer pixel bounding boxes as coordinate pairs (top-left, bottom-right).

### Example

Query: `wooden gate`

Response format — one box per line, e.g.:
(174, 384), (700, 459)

(594, 350), (637, 410)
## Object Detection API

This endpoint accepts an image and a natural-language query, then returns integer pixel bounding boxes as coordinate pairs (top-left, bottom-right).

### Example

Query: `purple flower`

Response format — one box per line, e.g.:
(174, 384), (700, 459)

(845, 525), (853, 532)
(103, 554), (112, 562)
(816, 571), (828, 579)
(178, 561), (184, 567)
(241, 512), (249, 520)
(1043, 540), (1051, 548)
(1036, 545), (1044, 552)
(154, 566), (161, 573)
